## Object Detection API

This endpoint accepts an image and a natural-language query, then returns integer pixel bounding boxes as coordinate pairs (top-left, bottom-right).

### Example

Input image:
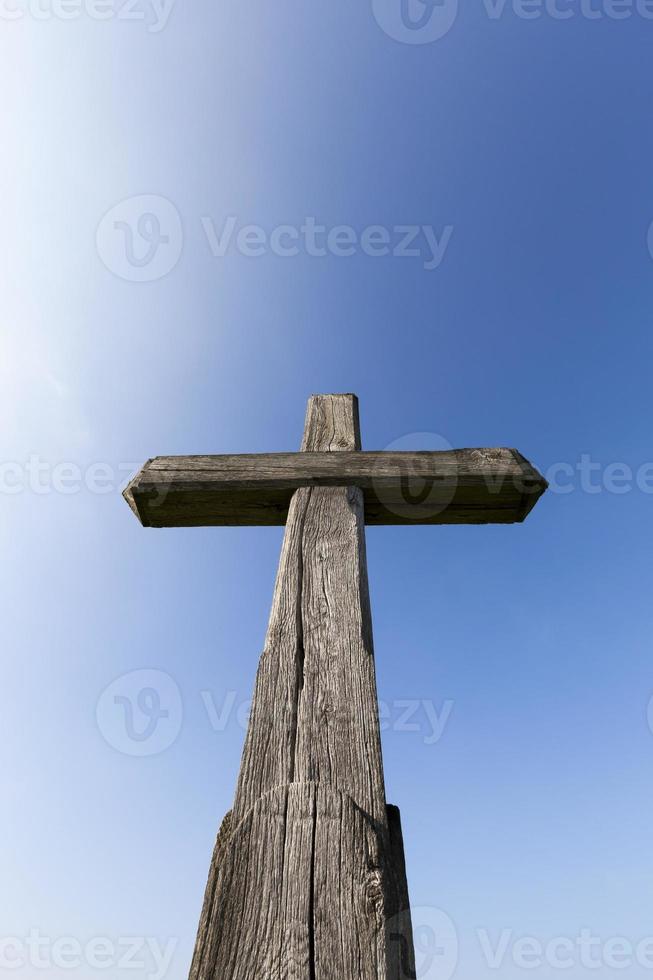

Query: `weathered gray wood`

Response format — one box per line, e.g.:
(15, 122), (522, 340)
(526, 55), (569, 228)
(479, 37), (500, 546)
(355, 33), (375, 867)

(234, 395), (387, 828)
(300, 392), (362, 452)
(188, 395), (413, 980)
(187, 810), (232, 980)
(386, 806), (416, 980)
(232, 485), (387, 828)
(190, 783), (397, 980)
(124, 448), (547, 528)
(127, 393), (550, 980)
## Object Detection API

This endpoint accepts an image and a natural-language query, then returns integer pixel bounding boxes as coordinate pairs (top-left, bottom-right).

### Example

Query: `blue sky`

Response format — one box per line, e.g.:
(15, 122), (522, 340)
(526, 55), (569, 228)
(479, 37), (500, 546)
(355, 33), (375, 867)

(3, 2), (653, 978)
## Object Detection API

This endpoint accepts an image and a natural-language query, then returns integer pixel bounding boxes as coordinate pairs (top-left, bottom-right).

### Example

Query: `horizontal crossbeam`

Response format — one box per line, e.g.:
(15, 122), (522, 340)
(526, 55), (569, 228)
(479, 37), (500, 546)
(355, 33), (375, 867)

(124, 448), (547, 527)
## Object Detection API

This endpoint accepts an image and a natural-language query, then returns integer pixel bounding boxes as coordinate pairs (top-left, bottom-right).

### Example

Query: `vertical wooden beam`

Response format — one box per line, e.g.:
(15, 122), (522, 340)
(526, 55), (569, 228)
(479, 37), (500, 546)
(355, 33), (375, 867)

(189, 395), (414, 980)
(387, 805), (416, 980)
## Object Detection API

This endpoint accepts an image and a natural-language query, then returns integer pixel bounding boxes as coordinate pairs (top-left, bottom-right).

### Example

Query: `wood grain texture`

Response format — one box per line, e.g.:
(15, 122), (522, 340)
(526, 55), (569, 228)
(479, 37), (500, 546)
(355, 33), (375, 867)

(300, 392), (362, 452)
(188, 395), (414, 980)
(123, 448), (547, 528)
(189, 784), (399, 980)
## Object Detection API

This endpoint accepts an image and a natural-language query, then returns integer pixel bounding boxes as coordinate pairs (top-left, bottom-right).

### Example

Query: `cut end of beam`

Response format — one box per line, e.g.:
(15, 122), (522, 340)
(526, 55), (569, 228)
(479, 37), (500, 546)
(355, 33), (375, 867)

(301, 394), (361, 452)
(122, 479), (142, 522)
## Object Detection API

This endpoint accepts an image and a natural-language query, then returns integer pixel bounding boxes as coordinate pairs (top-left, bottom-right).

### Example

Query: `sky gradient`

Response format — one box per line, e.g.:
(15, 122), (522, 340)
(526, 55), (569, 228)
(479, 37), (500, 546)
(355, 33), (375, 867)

(3, 2), (653, 978)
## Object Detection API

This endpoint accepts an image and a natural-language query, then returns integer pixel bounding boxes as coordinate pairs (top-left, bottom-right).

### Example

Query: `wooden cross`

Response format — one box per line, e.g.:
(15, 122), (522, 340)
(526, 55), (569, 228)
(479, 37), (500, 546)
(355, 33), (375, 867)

(125, 394), (547, 980)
